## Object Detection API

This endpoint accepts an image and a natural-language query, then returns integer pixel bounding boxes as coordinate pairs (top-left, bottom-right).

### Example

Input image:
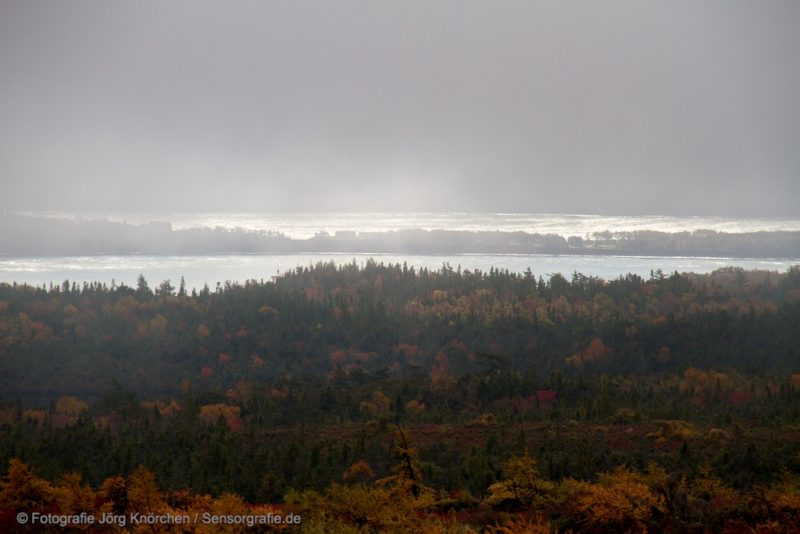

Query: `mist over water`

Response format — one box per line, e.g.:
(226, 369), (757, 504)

(18, 212), (800, 240)
(3, 213), (798, 289)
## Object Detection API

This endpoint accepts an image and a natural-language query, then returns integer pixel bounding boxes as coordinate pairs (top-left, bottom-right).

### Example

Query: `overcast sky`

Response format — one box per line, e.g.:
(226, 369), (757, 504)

(1, 1), (798, 215)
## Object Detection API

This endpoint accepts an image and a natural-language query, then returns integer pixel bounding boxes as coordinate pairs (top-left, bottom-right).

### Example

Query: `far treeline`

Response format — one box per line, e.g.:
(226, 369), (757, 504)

(2, 263), (800, 532)
(3, 212), (800, 257)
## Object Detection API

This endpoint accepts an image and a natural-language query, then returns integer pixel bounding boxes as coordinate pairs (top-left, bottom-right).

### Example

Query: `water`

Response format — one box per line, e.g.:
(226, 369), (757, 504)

(1, 253), (796, 291)
(3, 212), (799, 289)
(17, 211), (800, 239)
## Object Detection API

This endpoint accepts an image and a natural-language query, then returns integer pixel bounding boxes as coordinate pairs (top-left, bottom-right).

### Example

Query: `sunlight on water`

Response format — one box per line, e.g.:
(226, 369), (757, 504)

(17, 211), (800, 239)
(4, 213), (799, 290)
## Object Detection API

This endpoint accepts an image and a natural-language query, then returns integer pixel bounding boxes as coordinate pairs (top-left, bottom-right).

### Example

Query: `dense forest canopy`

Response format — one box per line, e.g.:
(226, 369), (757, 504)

(1, 261), (799, 399)
(2, 262), (800, 532)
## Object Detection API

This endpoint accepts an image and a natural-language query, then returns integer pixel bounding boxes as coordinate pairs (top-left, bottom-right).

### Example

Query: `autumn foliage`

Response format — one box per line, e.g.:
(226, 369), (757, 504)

(2, 263), (800, 531)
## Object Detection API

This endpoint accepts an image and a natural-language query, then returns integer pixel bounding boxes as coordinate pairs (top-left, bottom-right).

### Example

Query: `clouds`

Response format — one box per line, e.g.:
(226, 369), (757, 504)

(1, 1), (798, 215)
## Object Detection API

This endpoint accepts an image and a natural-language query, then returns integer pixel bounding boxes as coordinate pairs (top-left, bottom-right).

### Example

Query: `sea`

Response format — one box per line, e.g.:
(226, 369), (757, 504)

(2, 212), (799, 290)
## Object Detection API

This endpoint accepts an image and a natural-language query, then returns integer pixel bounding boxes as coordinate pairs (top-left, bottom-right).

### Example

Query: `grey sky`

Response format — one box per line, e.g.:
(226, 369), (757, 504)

(1, 1), (798, 215)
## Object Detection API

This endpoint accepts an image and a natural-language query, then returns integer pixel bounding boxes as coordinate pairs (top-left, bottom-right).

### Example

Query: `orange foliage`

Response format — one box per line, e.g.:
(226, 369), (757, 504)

(405, 399), (426, 415)
(430, 352), (456, 392)
(148, 313), (168, 336)
(226, 381), (255, 403)
(0, 458), (55, 512)
(343, 460), (375, 483)
(0, 406), (16, 426)
(360, 390), (392, 417)
(98, 475), (128, 516)
(199, 403), (243, 431)
(258, 304), (279, 316)
(51, 396), (88, 428)
(563, 467), (664, 530)
(566, 338), (611, 367)
(680, 367), (734, 400)
(22, 409), (46, 426)
(54, 472), (95, 515)
(330, 349), (348, 366)
(790, 373), (800, 392)
(250, 354), (264, 369)
(127, 466), (165, 516)
(431, 289), (448, 301)
(141, 399), (181, 417)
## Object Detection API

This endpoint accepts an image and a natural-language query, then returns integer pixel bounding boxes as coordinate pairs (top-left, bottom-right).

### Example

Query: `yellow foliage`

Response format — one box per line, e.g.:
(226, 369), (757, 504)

(647, 419), (699, 441)
(0, 458), (55, 511)
(199, 403), (241, 425)
(470, 413), (497, 426)
(99, 475), (128, 516)
(54, 472), (95, 515)
(258, 304), (279, 316)
(148, 313), (168, 336)
(685, 469), (744, 522)
(640, 463), (670, 497)
(790, 373), (800, 391)
(563, 467), (664, 530)
(0, 406), (15, 426)
(314, 483), (431, 533)
(488, 454), (554, 510)
(196, 323), (210, 339)
(226, 381), (256, 403)
(431, 370), (456, 392)
(431, 289), (448, 302)
(405, 399), (426, 415)
(110, 295), (139, 318)
(708, 428), (730, 442)
(56, 396), (88, 416)
(343, 460), (375, 483)
(488, 516), (551, 534)
(22, 408), (46, 425)
(141, 399), (181, 417)
(566, 338), (610, 367)
(197, 492), (248, 534)
(127, 465), (165, 516)
(680, 367), (733, 398)
(371, 390), (391, 414)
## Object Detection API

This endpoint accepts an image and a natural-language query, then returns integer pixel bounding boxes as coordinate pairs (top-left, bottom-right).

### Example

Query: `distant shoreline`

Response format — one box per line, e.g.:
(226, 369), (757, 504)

(2, 213), (800, 259)
(12, 210), (800, 239)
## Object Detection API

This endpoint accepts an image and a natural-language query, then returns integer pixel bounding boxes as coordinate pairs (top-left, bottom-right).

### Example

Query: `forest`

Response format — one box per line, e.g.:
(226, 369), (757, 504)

(2, 261), (800, 532)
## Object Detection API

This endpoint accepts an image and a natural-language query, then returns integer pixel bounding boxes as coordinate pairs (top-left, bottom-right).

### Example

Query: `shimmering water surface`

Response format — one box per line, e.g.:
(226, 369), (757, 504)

(3, 213), (798, 289)
(18, 211), (800, 239)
